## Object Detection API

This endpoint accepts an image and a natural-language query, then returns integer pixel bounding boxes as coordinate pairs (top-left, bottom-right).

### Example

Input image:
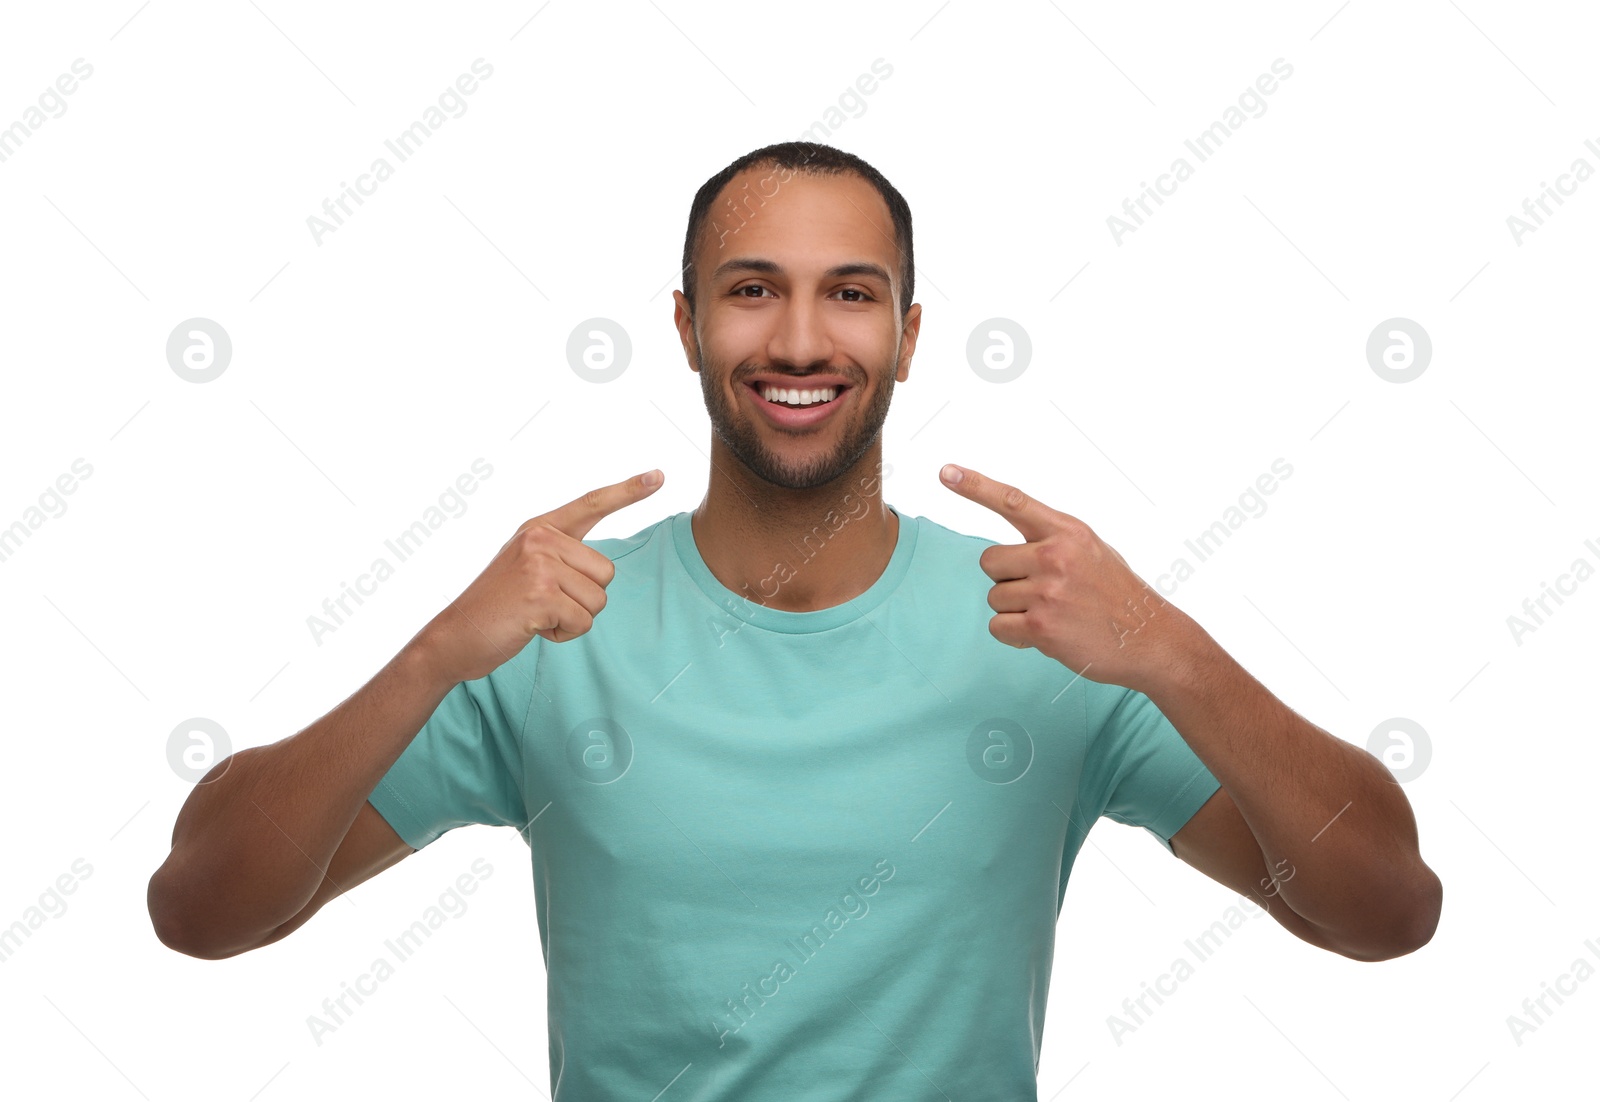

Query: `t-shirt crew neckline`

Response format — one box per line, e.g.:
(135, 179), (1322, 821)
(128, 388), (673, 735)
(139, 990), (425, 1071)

(670, 506), (917, 635)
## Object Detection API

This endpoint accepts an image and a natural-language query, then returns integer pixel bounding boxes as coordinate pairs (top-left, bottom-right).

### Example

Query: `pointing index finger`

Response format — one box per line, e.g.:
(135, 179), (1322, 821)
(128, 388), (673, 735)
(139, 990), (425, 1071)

(524, 469), (664, 542)
(940, 463), (1059, 542)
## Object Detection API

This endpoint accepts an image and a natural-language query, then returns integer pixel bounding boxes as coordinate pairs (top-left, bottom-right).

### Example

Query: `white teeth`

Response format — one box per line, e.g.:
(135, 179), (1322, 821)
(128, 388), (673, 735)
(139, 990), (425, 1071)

(760, 385), (838, 405)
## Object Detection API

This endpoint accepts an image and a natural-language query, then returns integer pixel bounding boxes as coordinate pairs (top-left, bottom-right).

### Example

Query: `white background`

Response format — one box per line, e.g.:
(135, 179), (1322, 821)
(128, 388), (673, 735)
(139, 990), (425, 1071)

(1, 1), (1595, 1098)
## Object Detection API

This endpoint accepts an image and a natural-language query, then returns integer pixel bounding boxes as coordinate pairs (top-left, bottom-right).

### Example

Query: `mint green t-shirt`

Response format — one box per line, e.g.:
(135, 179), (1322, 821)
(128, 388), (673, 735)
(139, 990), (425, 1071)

(367, 506), (1221, 1100)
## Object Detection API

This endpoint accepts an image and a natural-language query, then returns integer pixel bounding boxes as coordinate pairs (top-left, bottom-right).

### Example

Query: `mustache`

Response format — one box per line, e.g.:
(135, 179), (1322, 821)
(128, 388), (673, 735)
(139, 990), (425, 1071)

(739, 370), (858, 384)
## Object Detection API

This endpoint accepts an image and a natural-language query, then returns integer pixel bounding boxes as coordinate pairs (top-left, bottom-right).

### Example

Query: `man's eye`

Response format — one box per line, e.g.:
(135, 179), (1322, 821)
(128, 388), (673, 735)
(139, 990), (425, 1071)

(734, 285), (769, 298)
(838, 289), (872, 302)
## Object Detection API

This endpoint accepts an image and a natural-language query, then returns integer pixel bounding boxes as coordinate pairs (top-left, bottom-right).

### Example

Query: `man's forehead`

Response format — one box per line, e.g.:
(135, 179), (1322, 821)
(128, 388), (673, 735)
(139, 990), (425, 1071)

(704, 168), (897, 277)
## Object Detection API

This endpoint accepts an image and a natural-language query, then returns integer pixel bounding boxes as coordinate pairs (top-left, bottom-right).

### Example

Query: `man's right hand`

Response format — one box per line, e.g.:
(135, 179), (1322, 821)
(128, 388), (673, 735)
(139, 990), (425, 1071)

(417, 468), (664, 685)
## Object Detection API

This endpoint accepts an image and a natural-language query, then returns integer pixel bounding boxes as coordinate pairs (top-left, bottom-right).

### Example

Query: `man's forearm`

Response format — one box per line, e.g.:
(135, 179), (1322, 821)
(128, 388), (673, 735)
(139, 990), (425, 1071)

(1141, 615), (1442, 957)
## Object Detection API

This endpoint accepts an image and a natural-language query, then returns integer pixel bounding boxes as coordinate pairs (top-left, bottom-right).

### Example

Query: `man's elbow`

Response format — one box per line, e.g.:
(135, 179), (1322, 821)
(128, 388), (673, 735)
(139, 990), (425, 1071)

(147, 868), (264, 961)
(1336, 867), (1443, 962)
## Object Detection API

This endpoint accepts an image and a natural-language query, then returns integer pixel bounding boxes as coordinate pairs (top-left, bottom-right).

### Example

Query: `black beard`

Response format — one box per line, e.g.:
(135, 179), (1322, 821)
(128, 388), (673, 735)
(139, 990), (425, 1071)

(696, 344), (896, 492)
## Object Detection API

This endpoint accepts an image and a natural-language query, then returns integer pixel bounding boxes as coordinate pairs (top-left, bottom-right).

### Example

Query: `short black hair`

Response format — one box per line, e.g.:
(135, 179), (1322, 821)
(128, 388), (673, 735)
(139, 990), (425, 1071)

(680, 141), (914, 321)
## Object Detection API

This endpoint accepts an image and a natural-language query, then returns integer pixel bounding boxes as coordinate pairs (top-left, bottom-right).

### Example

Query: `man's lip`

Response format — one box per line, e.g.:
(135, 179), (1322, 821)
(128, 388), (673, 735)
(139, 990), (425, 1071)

(744, 379), (851, 426)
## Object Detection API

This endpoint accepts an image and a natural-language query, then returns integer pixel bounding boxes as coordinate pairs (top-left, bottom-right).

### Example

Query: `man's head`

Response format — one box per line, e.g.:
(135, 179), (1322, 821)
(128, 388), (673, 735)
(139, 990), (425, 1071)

(679, 142), (915, 321)
(673, 142), (921, 493)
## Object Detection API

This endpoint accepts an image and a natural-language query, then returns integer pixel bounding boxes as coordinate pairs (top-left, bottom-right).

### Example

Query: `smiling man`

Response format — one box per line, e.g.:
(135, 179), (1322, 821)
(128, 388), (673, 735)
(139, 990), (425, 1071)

(148, 141), (1442, 1101)
(681, 154), (913, 615)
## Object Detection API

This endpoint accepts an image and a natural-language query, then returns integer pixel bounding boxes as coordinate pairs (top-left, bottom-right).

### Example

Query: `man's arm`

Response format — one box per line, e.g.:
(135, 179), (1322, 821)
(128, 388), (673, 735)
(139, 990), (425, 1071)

(936, 463), (1442, 962)
(147, 641), (453, 959)
(249, 800), (415, 951)
(1155, 624), (1442, 962)
(147, 470), (662, 959)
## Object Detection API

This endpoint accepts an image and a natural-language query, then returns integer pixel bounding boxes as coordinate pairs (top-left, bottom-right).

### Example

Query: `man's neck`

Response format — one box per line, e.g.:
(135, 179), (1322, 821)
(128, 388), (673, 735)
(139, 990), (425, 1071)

(689, 451), (898, 614)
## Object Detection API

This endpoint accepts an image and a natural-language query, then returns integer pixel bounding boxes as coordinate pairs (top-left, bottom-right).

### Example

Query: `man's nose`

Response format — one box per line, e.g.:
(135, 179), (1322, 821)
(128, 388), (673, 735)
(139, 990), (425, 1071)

(766, 296), (835, 369)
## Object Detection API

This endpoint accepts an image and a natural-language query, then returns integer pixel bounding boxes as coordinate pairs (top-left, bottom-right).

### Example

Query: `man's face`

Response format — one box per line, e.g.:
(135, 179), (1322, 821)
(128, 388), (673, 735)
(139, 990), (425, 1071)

(674, 167), (920, 492)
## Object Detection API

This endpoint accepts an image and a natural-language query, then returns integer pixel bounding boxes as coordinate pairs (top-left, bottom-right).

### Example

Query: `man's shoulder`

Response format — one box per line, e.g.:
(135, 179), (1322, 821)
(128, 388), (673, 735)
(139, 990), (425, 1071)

(583, 511), (676, 553)
(581, 511), (678, 572)
(905, 511), (1002, 574)
(911, 511), (1000, 550)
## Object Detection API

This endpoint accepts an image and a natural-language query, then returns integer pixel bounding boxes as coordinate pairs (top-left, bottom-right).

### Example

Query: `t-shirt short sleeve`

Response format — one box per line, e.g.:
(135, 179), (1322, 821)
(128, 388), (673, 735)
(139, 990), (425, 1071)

(1078, 682), (1222, 852)
(365, 647), (537, 850)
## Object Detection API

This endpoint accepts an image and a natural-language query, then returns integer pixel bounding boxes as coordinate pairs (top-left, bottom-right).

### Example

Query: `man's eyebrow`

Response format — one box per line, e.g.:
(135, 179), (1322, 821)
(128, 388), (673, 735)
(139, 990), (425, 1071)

(709, 257), (893, 286)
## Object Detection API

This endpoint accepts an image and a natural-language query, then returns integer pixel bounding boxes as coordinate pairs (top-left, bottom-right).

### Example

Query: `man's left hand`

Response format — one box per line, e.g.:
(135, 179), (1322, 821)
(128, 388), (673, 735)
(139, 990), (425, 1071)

(940, 462), (1196, 691)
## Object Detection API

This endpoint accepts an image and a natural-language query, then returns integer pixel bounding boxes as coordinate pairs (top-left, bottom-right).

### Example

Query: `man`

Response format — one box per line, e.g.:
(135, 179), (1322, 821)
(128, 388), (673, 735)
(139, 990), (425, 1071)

(148, 141), (1441, 1100)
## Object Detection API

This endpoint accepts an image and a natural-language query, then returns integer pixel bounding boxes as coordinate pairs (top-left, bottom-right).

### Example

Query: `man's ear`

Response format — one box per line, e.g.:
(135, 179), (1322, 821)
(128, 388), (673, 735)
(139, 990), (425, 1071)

(895, 302), (922, 383)
(672, 290), (698, 372)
